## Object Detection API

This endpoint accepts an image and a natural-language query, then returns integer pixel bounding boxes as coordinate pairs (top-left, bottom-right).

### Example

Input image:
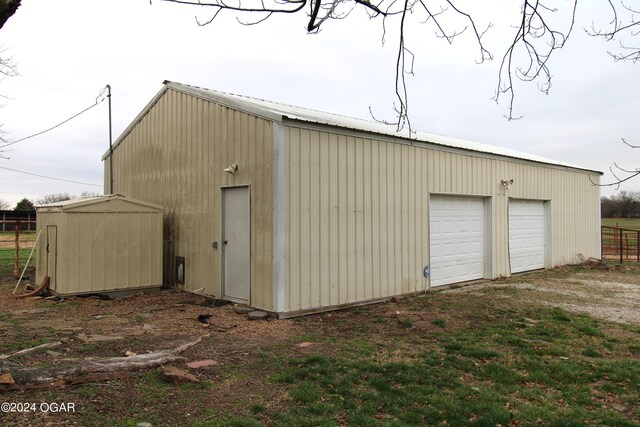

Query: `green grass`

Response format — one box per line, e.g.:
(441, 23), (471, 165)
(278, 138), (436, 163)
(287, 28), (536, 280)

(0, 247), (35, 276)
(602, 218), (640, 229)
(432, 317), (447, 327)
(251, 306), (639, 426)
(5, 266), (639, 426)
(0, 231), (37, 275)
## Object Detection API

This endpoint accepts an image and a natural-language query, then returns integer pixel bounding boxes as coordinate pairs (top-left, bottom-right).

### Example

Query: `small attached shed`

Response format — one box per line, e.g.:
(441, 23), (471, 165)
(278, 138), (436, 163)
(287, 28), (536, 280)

(103, 80), (602, 317)
(35, 195), (163, 295)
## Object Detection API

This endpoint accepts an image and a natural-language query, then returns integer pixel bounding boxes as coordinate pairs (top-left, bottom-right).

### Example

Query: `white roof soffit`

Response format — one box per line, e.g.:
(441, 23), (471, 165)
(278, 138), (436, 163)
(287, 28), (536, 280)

(107, 80), (602, 174)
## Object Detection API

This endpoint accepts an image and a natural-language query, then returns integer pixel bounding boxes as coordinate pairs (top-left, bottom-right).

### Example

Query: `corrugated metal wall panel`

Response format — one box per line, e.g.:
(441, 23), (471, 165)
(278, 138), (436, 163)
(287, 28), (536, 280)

(106, 89), (275, 310)
(284, 125), (600, 313)
(91, 213), (106, 291)
(36, 202), (162, 295)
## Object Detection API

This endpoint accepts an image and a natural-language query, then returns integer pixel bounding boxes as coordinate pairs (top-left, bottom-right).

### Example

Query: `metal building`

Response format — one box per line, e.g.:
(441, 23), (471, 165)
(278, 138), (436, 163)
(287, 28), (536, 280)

(35, 195), (163, 295)
(103, 80), (601, 317)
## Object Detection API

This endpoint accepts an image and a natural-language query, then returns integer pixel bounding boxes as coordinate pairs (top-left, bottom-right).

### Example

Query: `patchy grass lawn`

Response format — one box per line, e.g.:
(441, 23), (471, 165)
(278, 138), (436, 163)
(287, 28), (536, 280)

(0, 265), (639, 426)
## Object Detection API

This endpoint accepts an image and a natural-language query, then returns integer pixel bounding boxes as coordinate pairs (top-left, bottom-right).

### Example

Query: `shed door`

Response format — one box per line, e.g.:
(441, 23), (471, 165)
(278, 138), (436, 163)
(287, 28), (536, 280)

(46, 226), (57, 290)
(429, 196), (485, 287)
(509, 200), (545, 273)
(221, 186), (250, 303)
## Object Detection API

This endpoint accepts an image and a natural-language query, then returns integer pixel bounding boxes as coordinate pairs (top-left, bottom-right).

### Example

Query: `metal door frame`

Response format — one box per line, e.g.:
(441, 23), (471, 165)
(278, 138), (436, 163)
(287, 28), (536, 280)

(427, 193), (492, 287)
(507, 198), (551, 273)
(220, 185), (251, 303)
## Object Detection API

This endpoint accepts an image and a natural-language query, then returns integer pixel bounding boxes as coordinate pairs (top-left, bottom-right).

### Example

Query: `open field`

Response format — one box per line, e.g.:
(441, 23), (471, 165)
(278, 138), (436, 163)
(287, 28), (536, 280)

(602, 218), (640, 229)
(0, 265), (639, 426)
(0, 232), (38, 277)
(601, 220), (640, 262)
(0, 249), (34, 277)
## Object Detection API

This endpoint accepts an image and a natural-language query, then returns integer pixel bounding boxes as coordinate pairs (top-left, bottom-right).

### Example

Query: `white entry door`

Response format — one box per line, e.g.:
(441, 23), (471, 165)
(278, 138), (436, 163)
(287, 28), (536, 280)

(429, 196), (485, 287)
(509, 200), (545, 274)
(221, 186), (250, 302)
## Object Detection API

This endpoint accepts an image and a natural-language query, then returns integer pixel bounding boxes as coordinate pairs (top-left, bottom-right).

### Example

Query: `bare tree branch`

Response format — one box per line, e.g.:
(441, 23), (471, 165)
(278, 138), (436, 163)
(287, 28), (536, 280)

(0, 51), (18, 150)
(493, 0), (578, 120)
(621, 138), (640, 149)
(592, 139), (640, 189)
(156, 0), (495, 130)
(587, 0), (640, 63)
(155, 0), (637, 128)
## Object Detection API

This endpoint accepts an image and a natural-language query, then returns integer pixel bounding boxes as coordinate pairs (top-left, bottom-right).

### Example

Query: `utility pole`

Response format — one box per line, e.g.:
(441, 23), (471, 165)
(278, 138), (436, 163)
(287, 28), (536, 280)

(107, 84), (113, 194)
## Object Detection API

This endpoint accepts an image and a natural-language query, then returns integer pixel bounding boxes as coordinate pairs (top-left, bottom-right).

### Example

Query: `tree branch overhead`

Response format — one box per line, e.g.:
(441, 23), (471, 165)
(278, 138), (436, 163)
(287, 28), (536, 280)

(154, 0), (637, 128)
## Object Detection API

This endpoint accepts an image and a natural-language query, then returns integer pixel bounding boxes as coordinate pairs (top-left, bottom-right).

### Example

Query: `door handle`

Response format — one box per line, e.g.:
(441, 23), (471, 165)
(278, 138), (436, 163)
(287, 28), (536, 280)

(223, 240), (228, 245)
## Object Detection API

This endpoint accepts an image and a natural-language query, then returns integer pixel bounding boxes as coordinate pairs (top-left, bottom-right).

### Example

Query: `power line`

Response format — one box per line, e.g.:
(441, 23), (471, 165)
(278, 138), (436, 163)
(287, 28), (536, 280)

(0, 86), (109, 149)
(0, 165), (102, 187)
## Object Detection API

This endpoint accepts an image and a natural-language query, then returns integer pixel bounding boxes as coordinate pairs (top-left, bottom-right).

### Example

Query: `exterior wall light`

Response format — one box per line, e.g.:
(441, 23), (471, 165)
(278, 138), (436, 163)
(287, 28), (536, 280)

(224, 163), (238, 174)
(501, 178), (514, 189)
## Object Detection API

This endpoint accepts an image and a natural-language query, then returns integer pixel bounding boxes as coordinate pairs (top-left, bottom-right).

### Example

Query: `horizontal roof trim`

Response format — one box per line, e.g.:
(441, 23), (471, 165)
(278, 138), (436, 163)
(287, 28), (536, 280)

(104, 80), (601, 175)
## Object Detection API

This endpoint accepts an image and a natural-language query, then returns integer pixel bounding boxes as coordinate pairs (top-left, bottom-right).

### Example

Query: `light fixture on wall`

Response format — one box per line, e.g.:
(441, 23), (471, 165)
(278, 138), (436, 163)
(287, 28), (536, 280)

(501, 178), (514, 189)
(224, 163), (238, 175)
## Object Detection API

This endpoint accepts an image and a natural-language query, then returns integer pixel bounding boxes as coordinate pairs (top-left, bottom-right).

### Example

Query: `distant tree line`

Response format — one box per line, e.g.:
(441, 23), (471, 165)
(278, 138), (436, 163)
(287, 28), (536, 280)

(601, 191), (640, 218)
(0, 191), (101, 212)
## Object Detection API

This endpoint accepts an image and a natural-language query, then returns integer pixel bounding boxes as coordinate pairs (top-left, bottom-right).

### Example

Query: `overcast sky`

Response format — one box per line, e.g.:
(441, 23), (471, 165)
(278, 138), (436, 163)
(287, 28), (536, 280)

(1, 0), (638, 207)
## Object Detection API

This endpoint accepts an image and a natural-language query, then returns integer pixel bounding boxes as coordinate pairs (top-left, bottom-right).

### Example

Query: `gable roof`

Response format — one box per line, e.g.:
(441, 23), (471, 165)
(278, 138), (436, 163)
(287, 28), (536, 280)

(36, 194), (162, 211)
(104, 80), (601, 175)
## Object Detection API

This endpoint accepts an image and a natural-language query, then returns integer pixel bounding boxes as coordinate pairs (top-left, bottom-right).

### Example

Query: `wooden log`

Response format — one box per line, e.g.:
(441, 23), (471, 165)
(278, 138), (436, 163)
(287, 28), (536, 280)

(0, 341), (62, 360)
(1, 335), (208, 389)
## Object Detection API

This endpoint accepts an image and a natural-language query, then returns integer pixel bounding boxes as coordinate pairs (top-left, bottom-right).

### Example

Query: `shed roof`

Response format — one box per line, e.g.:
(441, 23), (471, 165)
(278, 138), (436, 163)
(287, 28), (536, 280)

(105, 80), (601, 174)
(36, 194), (163, 212)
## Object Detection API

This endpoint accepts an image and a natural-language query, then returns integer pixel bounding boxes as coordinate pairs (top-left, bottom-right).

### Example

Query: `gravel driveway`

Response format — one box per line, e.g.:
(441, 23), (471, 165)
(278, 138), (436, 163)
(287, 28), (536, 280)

(442, 265), (640, 326)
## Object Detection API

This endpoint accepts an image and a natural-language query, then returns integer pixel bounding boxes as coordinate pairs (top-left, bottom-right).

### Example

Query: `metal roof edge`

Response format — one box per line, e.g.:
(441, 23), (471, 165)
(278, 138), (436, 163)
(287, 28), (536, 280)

(164, 81), (284, 123)
(36, 194), (164, 211)
(102, 81), (285, 161)
(104, 81), (602, 176)
(101, 84), (171, 161)
(280, 116), (603, 176)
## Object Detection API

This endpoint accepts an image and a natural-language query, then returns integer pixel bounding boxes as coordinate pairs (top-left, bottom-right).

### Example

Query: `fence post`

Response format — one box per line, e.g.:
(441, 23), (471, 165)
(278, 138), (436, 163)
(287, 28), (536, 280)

(619, 227), (623, 263)
(600, 226), (603, 260)
(14, 220), (21, 276)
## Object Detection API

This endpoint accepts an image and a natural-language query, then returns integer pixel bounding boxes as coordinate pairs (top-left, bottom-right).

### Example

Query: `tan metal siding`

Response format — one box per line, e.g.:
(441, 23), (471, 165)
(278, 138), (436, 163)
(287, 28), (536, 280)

(105, 89), (275, 310)
(285, 127), (429, 312)
(284, 125), (600, 313)
(36, 199), (162, 295)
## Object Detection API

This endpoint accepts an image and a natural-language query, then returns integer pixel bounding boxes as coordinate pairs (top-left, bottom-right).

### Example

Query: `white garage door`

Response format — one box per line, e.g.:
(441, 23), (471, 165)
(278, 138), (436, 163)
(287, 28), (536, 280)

(429, 196), (485, 287)
(509, 200), (545, 274)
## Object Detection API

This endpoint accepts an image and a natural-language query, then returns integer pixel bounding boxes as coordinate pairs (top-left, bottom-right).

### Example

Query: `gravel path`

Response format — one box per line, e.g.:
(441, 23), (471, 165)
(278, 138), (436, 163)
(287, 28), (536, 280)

(442, 267), (640, 325)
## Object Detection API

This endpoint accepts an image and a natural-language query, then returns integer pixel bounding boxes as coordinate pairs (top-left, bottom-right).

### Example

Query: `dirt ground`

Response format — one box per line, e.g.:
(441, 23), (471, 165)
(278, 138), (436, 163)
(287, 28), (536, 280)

(0, 264), (639, 426)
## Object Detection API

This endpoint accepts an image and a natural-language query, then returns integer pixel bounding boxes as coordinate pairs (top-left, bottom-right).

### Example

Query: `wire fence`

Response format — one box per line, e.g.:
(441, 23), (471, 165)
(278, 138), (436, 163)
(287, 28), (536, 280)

(0, 222), (37, 277)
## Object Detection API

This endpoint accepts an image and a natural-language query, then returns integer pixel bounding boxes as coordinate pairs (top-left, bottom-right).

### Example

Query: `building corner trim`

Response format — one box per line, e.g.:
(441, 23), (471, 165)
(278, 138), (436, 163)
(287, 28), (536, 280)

(272, 122), (286, 313)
